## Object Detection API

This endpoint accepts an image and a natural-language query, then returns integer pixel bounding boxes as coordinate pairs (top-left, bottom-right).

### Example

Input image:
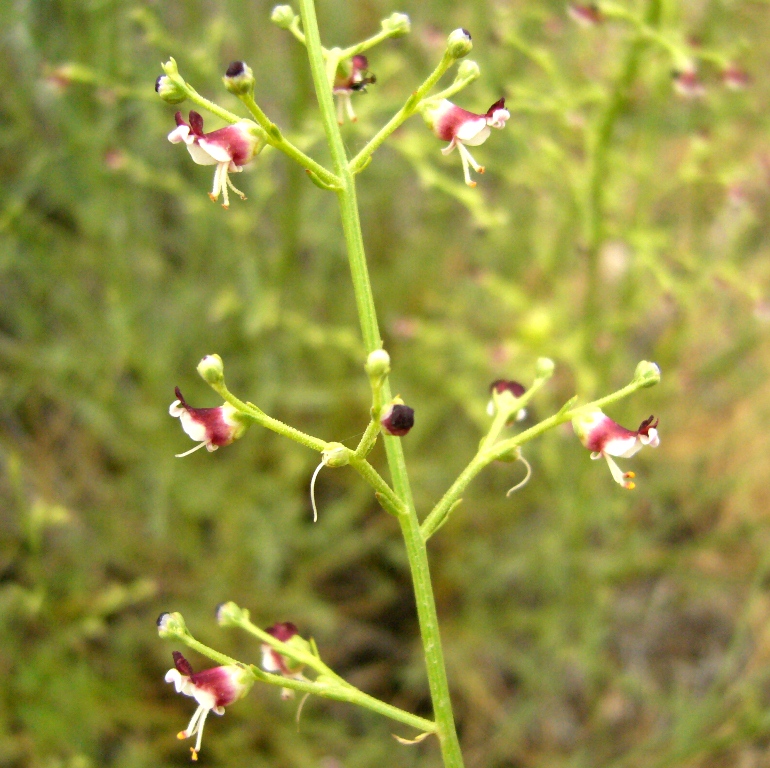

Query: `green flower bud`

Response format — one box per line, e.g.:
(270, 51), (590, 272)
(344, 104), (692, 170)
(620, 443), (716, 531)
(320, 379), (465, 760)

(161, 58), (180, 77)
(446, 28), (473, 59)
(381, 12), (411, 37)
(223, 61), (255, 96)
(271, 4), (296, 29)
(456, 59), (480, 82)
(197, 354), (224, 385)
(365, 349), (391, 379)
(535, 357), (555, 379)
(633, 360), (661, 387)
(322, 443), (350, 467)
(155, 74), (186, 104)
(216, 601), (250, 627)
(157, 611), (188, 639)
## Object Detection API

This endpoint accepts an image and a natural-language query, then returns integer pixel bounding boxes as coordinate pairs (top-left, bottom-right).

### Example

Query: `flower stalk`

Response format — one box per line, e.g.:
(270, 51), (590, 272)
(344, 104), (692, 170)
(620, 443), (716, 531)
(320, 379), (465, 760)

(298, 0), (464, 763)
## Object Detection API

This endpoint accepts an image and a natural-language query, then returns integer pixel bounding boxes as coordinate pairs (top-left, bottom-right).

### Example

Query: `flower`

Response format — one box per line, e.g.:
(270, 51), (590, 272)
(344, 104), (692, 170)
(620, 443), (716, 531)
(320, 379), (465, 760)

(572, 408), (660, 489)
(380, 403), (415, 436)
(487, 379), (527, 422)
(672, 66), (705, 99)
(169, 387), (249, 457)
(568, 4), (603, 27)
(422, 98), (509, 186)
(165, 651), (253, 761)
(168, 111), (263, 207)
(722, 63), (750, 90)
(333, 55), (376, 124)
(261, 622), (306, 698)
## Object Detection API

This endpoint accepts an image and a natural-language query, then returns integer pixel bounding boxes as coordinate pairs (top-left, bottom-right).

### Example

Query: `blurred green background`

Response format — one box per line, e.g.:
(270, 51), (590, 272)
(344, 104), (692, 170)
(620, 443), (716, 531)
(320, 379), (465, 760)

(2, 0), (770, 766)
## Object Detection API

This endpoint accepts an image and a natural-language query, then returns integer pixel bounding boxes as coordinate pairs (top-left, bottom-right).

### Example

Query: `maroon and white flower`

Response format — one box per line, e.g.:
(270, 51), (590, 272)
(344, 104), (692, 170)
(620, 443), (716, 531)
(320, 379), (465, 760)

(380, 403), (415, 436)
(672, 66), (705, 99)
(333, 55), (376, 124)
(168, 111), (263, 207)
(261, 622), (306, 698)
(722, 63), (751, 90)
(572, 408), (659, 489)
(568, 4), (603, 27)
(169, 387), (249, 457)
(487, 379), (527, 421)
(422, 98), (510, 186)
(165, 651), (253, 761)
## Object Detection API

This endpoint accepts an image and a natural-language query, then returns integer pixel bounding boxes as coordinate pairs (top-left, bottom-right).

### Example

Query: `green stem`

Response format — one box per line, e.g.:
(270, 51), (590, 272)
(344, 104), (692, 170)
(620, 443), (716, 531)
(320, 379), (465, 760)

(178, 83), (245, 124)
(170, 626), (435, 734)
(583, 0), (661, 350)
(238, 92), (340, 187)
(349, 50), (457, 174)
(338, 27), (399, 60)
(421, 376), (654, 540)
(211, 382), (327, 453)
(298, 1), (464, 764)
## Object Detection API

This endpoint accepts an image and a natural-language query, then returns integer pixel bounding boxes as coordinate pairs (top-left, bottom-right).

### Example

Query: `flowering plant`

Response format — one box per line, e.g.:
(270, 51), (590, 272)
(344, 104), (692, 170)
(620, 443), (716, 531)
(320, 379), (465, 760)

(154, 5), (666, 765)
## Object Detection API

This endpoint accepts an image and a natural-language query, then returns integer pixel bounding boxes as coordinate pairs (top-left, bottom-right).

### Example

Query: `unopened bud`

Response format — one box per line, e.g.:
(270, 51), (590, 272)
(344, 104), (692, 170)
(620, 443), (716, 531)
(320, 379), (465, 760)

(271, 4), (296, 28)
(223, 61), (255, 96)
(456, 59), (480, 82)
(446, 28), (473, 59)
(155, 74), (186, 104)
(197, 354), (224, 385)
(380, 402), (415, 436)
(216, 601), (249, 627)
(633, 360), (661, 388)
(535, 357), (555, 379)
(381, 12), (411, 37)
(157, 611), (188, 639)
(322, 443), (350, 467)
(365, 349), (391, 380)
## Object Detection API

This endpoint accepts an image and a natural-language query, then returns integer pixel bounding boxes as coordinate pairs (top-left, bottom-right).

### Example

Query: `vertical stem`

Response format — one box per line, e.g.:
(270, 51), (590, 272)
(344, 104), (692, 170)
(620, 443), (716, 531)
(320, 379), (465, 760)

(297, 1), (464, 765)
(583, 0), (661, 368)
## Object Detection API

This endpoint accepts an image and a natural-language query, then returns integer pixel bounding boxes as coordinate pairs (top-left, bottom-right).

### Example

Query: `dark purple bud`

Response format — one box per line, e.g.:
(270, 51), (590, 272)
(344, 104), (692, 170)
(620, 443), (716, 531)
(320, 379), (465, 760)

(266, 622), (299, 642)
(490, 379), (526, 398)
(381, 404), (415, 436)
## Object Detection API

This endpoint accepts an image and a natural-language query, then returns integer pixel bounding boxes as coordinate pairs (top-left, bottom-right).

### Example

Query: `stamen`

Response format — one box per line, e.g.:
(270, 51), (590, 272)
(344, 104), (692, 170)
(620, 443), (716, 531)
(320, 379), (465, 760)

(336, 95), (345, 125)
(225, 174), (247, 201)
(604, 454), (635, 489)
(345, 94), (357, 122)
(219, 164), (230, 209)
(192, 709), (209, 759)
(506, 455), (533, 496)
(209, 163), (224, 203)
(457, 144), (476, 187)
(175, 441), (208, 458)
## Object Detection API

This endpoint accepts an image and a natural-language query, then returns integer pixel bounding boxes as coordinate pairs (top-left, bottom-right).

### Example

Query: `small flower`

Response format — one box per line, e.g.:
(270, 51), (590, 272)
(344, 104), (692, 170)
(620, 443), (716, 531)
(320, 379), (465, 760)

(168, 111), (264, 207)
(261, 622), (306, 698)
(567, 4), (603, 27)
(722, 63), (750, 90)
(572, 408), (660, 489)
(487, 379), (527, 421)
(333, 55), (376, 124)
(672, 66), (705, 99)
(380, 403), (415, 436)
(169, 387), (249, 457)
(165, 651), (253, 761)
(422, 98), (509, 186)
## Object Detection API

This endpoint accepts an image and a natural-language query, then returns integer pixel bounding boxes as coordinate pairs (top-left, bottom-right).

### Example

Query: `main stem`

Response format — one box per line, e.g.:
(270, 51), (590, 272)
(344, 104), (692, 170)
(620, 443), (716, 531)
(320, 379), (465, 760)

(298, 1), (464, 764)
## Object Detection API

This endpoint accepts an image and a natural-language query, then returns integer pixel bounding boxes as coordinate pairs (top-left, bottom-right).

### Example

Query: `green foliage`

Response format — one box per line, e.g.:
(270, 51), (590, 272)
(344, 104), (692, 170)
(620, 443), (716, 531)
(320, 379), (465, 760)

(2, 0), (770, 766)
